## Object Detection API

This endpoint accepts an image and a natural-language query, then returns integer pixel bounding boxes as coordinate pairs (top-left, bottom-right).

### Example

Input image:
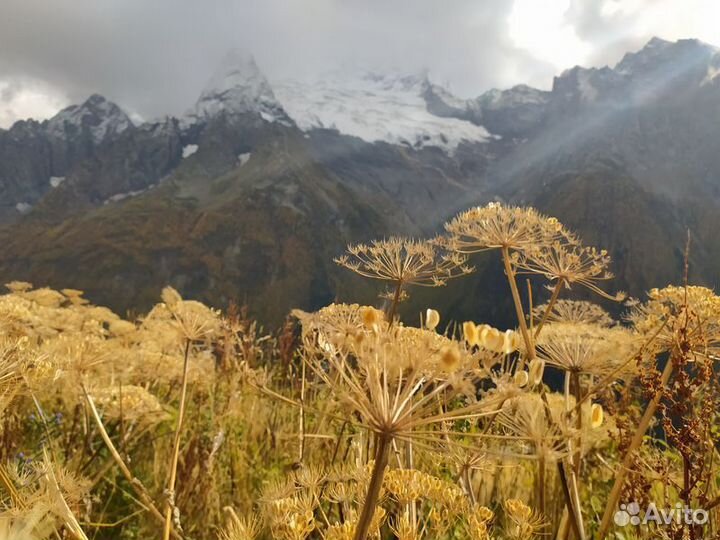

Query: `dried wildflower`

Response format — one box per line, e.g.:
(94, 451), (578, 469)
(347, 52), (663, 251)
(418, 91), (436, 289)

(535, 323), (635, 378)
(630, 285), (720, 354)
(482, 326), (505, 352)
(533, 299), (614, 327)
(498, 394), (569, 461)
(335, 238), (472, 320)
(108, 319), (136, 337)
(384, 469), (425, 504)
(514, 238), (624, 301)
(263, 494), (316, 540)
(6, 281), (33, 293)
(325, 521), (355, 540)
(466, 505), (494, 540)
(502, 329), (521, 354)
(23, 288), (66, 308)
(292, 303), (365, 350)
(466, 518), (490, 540)
(443, 203), (563, 253)
(158, 288), (221, 342)
(390, 513), (419, 540)
(503, 499), (545, 540)
(336, 237), (473, 287)
(297, 318), (499, 540)
(293, 464), (326, 493)
(218, 514), (262, 540)
(301, 324), (494, 440)
(91, 384), (168, 423)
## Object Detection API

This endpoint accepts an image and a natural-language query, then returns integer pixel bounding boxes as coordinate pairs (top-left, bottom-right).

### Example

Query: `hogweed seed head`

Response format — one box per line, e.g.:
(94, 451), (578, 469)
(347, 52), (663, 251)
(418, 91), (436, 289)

(335, 237), (473, 293)
(443, 203), (564, 253)
(514, 233), (624, 301)
(534, 299), (614, 327)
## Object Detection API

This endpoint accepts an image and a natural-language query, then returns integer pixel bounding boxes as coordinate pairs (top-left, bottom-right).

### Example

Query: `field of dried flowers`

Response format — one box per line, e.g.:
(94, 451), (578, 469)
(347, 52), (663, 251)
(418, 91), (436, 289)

(1, 203), (719, 540)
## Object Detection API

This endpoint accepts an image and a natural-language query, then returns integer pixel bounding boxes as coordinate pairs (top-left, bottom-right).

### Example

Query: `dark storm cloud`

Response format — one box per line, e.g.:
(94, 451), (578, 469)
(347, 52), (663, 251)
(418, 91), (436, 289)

(0, 0), (553, 122)
(0, 0), (714, 125)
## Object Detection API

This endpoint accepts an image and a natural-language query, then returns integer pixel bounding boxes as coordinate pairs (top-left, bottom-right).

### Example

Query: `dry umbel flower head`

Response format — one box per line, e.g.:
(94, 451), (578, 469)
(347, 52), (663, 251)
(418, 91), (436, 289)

(299, 320), (498, 442)
(535, 322), (636, 378)
(335, 237), (473, 289)
(513, 236), (625, 301)
(629, 285), (720, 354)
(503, 498), (546, 540)
(442, 202), (565, 253)
(533, 299), (614, 327)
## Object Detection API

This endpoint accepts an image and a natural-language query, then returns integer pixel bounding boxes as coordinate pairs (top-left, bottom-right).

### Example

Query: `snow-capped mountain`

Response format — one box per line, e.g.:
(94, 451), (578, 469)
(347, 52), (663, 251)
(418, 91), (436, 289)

(184, 54), (493, 153)
(2, 37), (720, 326)
(273, 71), (492, 152)
(187, 50), (291, 126)
(46, 94), (133, 143)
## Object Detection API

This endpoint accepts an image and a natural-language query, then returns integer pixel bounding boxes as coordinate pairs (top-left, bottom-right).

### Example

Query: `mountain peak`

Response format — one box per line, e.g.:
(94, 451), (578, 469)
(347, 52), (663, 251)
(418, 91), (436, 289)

(615, 36), (717, 75)
(46, 94), (132, 143)
(479, 84), (550, 108)
(645, 36), (671, 49)
(190, 50), (290, 124)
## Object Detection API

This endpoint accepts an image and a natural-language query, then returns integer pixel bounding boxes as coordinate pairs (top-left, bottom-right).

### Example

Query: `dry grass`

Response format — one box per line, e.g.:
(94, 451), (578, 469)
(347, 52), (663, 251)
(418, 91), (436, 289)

(0, 203), (719, 540)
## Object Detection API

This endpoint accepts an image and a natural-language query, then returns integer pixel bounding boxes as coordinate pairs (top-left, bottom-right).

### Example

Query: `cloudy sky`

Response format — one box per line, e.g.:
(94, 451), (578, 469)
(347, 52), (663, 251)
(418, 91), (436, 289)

(1, 0), (719, 127)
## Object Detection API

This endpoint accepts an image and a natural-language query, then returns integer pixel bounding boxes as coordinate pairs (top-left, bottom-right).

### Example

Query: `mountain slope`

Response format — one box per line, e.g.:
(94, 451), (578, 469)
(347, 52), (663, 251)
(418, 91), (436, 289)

(0, 37), (719, 325)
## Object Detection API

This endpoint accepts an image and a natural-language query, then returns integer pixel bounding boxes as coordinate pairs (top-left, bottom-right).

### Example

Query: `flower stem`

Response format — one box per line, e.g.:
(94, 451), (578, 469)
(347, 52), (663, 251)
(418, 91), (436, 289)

(82, 386), (182, 539)
(534, 280), (564, 340)
(597, 357), (675, 540)
(353, 433), (392, 540)
(163, 339), (191, 540)
(501, 246), (534, 368)
(537, 453), (546, 517)
(387, 281), (403, 326)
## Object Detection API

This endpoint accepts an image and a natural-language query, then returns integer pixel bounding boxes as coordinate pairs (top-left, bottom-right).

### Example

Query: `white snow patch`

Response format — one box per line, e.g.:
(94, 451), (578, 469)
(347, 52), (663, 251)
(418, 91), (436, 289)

(182, 144), (198, 158)
(273, 71), (490, 153)
(259, 110), (291, 125)
(49, 176), (65, 188)
(15, 202), (32, 214)
(481, 85), (548, 108)
(238, 152), (251, 166)
(103, 186), (153, 205)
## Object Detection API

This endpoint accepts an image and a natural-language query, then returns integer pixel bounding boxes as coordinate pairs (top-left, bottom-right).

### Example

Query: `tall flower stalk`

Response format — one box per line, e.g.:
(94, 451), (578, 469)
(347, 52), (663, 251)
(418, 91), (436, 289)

(295, 308), (502, 540)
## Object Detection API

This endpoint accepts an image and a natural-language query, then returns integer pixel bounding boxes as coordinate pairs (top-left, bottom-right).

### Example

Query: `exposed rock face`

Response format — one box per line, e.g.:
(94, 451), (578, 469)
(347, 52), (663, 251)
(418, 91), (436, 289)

(0, 37), (719, 325)
(0, 94), (139, 223)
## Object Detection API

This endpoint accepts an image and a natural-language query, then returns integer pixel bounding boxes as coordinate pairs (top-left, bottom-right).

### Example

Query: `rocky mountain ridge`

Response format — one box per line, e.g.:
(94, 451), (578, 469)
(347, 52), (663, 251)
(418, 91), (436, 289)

(0, 37), (719, 324)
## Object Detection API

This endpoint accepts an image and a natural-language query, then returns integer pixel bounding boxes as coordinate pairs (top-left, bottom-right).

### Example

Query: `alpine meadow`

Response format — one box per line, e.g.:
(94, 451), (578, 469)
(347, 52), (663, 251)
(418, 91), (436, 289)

(2, 3), (720, 540)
